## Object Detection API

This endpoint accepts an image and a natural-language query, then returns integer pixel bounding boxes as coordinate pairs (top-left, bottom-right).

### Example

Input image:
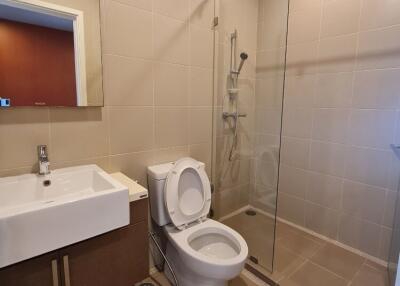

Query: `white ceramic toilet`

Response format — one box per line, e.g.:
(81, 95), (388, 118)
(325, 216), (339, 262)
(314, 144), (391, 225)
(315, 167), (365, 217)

(147, 157), (248, 286)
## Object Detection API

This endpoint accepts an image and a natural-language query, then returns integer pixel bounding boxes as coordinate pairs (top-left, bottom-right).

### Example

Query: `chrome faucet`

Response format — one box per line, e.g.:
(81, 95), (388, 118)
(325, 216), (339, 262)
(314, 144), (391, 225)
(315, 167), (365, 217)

(37, 145), (50, 175)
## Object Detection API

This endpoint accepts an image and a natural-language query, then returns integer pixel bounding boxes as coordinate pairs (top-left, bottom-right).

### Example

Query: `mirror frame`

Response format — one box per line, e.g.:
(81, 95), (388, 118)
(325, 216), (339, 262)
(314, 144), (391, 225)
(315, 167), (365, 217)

(0, 0), (88, 105)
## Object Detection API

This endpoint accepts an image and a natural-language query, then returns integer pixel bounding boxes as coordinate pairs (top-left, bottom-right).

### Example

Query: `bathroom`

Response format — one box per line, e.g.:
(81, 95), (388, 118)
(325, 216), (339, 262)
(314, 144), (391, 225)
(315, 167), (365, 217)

(0, 0), (399, 285)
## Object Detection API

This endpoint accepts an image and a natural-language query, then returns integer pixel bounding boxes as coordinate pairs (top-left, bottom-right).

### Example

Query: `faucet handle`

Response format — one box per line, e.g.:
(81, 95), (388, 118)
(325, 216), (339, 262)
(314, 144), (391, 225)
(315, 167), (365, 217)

(37, 145), (48, 159)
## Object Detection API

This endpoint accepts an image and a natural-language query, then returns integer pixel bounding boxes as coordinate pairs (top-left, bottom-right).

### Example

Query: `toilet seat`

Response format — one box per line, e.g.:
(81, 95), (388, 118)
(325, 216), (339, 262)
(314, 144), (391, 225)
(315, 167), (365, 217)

(164, 219), (248, 280)
(165, 158), (211, 230)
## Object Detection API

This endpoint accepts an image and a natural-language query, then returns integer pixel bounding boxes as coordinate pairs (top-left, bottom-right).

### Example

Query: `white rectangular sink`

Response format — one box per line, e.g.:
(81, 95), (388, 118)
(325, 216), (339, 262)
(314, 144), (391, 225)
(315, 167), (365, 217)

(0, 165), (129, 268)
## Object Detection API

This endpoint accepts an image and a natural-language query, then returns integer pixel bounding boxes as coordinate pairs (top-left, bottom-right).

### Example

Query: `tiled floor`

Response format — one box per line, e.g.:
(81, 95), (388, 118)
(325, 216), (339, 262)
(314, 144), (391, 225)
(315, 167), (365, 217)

(224, 210), (389, 286)
(138, 270), (264, 286)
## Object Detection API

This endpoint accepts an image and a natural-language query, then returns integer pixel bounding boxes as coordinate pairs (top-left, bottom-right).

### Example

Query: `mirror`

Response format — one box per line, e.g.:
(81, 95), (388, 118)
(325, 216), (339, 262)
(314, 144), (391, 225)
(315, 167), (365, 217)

(0, 0), (103, 107)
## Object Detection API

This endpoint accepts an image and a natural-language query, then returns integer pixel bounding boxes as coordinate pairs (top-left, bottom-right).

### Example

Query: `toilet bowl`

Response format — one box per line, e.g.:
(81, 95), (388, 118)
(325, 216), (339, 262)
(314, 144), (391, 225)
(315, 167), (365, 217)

(147, 158), (248, 286)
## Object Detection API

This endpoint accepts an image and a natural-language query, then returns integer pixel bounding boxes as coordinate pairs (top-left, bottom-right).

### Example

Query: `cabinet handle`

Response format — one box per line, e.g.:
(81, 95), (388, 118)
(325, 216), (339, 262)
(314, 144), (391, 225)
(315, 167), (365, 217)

(63, 255), (71, 286)
(51, 259), (59, 286)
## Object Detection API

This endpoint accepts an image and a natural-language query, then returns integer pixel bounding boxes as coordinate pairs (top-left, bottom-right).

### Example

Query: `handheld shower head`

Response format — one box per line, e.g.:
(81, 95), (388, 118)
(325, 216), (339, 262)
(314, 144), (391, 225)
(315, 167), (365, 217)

(237, 52), (249, 74)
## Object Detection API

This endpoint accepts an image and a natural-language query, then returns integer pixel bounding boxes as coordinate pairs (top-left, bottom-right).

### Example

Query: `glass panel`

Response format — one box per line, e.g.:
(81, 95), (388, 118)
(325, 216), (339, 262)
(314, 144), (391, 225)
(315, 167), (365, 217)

(389, 146), (400, 285)
(211, 0), (289, 273)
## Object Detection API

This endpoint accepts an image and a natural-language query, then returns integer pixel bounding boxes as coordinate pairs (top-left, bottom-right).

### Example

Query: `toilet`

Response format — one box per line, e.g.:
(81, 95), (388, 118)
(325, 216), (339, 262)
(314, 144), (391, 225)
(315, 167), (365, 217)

(147, 158), (248, 286)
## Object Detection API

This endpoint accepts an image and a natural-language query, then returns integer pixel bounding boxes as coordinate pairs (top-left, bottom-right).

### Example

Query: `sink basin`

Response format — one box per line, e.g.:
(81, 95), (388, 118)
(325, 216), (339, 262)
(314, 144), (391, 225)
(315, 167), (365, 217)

(0, 165), (129, 268)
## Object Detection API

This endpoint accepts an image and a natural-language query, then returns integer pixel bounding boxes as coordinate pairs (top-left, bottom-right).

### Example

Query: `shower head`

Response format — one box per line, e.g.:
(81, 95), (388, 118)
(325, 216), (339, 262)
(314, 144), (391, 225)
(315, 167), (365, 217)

(237, 52), (249, 74)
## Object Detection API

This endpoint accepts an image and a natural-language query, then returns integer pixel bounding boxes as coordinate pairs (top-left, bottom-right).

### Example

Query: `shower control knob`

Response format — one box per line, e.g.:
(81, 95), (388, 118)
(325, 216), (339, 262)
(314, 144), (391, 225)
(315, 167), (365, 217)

(222, 112), (247, 120)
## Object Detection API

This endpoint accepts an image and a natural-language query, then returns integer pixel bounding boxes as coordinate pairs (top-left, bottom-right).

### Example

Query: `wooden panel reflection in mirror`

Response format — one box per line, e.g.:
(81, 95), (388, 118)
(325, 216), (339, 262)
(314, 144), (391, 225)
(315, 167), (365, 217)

(0, 19), (77, 106)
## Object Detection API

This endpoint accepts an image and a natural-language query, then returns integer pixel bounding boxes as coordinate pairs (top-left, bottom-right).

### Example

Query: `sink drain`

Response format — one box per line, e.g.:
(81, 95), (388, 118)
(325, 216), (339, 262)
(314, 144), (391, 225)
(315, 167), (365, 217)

(245, 209), (257, 216)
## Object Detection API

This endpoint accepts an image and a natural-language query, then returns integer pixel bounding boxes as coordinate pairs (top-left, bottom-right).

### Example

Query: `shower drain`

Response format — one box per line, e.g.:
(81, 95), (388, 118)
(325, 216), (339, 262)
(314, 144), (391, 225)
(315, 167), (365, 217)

(245, 209), (257, 216)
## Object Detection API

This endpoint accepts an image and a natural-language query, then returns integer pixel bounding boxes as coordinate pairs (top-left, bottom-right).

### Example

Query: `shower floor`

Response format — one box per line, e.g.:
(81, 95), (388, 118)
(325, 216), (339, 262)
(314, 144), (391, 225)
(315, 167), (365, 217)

(223, 209), (389, 286)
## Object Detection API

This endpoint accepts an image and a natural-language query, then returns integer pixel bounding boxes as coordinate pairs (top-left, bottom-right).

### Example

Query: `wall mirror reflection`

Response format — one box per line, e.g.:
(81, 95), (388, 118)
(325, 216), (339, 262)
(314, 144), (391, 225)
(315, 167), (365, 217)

(0, 0), (103, 107)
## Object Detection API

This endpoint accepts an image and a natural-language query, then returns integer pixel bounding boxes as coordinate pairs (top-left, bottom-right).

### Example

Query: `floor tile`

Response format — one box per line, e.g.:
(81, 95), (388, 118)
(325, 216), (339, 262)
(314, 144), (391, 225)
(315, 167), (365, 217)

(280, 262), (348, 286)
(349, 264), (388, 286)
(270, 245), (307, 282)
(310, 244), (365, 280)
(276, 230), (324, 259)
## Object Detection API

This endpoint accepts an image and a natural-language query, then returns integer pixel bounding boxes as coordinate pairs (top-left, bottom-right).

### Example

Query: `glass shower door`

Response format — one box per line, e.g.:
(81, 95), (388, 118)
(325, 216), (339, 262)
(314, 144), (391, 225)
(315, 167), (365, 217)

(388, 145), (400, 285)
(211, 0), (289, 273)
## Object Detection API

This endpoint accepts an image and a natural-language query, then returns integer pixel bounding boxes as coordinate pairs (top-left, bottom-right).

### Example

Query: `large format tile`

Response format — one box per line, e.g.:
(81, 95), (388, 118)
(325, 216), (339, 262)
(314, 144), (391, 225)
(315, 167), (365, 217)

(0, 108), (50, 170)
(276, 230), (324, 259)
(310, 244), (365, 280)
(270, 245), (307, 282)
(280, 261), (347, 286)
(349, 264), (388, 286)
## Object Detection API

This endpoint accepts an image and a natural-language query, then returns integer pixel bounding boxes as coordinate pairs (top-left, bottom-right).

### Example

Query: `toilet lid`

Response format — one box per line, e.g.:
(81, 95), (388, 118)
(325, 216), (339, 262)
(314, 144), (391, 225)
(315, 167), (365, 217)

(165, 158), (211, 230)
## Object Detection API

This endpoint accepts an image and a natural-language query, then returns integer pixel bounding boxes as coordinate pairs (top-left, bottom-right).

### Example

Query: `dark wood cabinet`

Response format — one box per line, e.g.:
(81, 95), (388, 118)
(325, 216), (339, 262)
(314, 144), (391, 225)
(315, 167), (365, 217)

(0, 251), (60, 286)
(0, 199), (149, 286)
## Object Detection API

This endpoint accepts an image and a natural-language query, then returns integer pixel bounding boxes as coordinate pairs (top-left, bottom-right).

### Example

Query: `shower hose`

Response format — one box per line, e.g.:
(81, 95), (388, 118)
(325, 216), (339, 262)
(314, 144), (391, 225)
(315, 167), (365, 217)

(149, 231), (179, 286)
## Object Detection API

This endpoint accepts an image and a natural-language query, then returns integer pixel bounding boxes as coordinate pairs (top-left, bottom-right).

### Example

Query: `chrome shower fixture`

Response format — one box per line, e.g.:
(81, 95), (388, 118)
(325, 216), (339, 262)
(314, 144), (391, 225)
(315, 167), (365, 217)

(237, 52), (248, 75)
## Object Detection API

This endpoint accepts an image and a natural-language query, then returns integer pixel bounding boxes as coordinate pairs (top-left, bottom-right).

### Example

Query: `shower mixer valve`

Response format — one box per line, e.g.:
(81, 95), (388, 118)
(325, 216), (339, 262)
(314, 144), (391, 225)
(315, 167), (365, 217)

(222, 112), (247, 120)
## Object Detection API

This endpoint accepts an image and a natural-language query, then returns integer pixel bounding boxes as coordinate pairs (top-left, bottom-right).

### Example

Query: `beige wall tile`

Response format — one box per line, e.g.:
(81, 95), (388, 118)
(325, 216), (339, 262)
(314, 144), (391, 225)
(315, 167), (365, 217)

(312, 108), (349, 143)
(189, 67), (213, 106)
(109, 150), (154, 186)
(103, 0), (153, 59)
(360, 0), (400, 31)
(154, 0), (189, 21)
(115, 0), (153, 11)
(153, 146), (190, 165)
(378, 227), (392, 261)
(278, 193), (306, 227)
(190, 0), (214, 28)
(306, 172), (343, 210)
(353, 69), (400, 109)
(338, 214), (381, 256)
(190, 25), (214, 68)
(282, 107), (313, 138)
(305, 202), (339, 239)
(286, 41), (319, 76)
(314, 72), (353, 108)
(309, 141), (346, 177)
(108, 107), (154, 154)
(0, 109), (50, 170)
(357, 26), (400, 70)
(256, 76), (285, 108)
(49, 108), (108, 162)
(154, 63), (189, 106)
(279, 164), (309, 199)
(103, 55), (153, 106)
(154, 14), (189, 65)
(383, 190), (397, 227)
(155, 107), (189, 148)
(347, 109), (396, 149)
(342, 180), (386, 224)
(344, 147), (392, 188)
(257, 48), (287, 78)
(189, 108), (213, 144)
(288, 4), (321, 44)
(255, 108), (283, 135)
(189, 143), (212, 175)
(318, 34), (358, 73)
(281, 137), (310, 169)
(52, 157), (110, 172)
(321, 0), (361, 38)
(284, 74), (316, 108)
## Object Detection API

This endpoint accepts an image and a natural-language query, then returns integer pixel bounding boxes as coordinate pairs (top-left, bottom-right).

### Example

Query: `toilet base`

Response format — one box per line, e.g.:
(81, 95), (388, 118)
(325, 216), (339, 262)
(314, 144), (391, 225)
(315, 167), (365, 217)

(164, 241), (228, 286)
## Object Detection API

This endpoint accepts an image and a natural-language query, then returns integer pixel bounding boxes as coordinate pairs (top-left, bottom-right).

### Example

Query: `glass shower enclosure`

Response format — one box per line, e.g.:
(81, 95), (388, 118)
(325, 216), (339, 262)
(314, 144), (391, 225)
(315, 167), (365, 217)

(211, 0), (289, 273)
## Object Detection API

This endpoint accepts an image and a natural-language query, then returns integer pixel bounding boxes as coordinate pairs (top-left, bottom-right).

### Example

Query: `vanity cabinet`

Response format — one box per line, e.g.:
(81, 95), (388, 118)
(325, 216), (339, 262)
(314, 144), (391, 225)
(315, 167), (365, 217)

(0, 199), (149, 286)
(0, 252), (59, 286)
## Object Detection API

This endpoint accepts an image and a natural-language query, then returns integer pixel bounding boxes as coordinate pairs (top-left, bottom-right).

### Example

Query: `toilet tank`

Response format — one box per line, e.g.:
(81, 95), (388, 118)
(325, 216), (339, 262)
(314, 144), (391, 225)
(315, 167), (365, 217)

(147, 162), (174, 226)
